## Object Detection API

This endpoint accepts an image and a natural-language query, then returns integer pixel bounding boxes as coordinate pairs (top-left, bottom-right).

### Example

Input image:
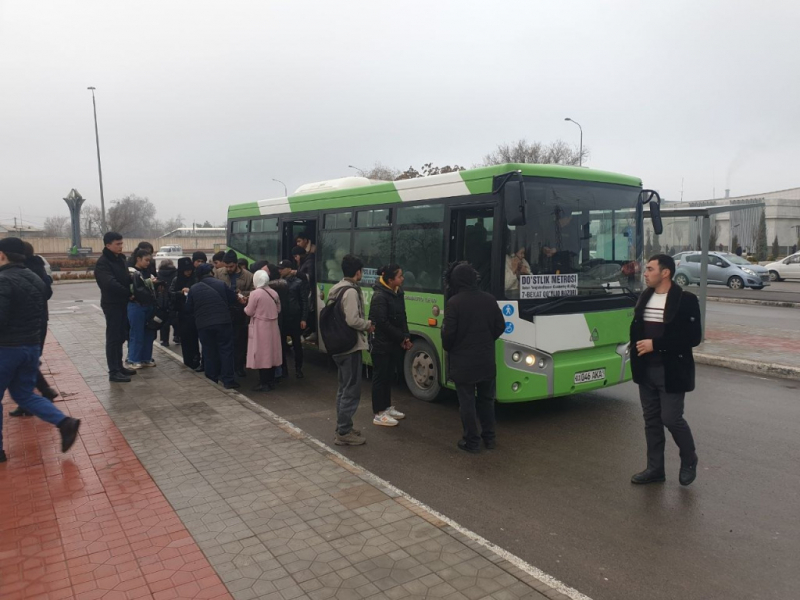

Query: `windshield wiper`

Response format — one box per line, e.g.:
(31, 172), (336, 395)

(579, 285), (639, 301)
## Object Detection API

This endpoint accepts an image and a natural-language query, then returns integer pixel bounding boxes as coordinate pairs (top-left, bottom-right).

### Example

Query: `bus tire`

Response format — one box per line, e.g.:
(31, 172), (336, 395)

(404, 339), (441, 402)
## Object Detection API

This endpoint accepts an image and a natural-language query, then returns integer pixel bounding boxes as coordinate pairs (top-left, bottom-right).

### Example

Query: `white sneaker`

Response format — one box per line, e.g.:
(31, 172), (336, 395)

(386, 406), (405, 420)
(129, 362), (144, 370)
(142, 359), (156, 368)
(373, 412), (399, 427)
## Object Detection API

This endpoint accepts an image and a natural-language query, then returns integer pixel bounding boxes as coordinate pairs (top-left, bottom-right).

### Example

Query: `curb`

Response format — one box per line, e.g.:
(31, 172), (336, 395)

(52, 279), (96, 285)
(707, 296), (800, 309)
(695, 352), (800, 381)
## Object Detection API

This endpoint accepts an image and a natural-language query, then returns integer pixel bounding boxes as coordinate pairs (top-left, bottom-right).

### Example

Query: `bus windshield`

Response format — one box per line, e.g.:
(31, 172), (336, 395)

(503, 178), (642, 302)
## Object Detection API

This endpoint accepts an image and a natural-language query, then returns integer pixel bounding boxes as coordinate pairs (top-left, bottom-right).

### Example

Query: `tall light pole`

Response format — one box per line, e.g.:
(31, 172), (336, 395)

(564, 117), (583, 167)
(272, 178), (288, 197)
(348, 165), (364, 176)
(87, 87), (107, 232)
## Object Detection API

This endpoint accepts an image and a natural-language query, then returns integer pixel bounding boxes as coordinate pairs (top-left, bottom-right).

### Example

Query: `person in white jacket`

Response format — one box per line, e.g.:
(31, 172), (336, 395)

(326, 254), (374, 446)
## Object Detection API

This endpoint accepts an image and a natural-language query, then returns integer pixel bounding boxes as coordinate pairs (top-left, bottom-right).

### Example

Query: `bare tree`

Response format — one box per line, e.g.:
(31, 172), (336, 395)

(43, 215), (69, 237)
(81, 204), (105, 237)
(395, 163), (465, 180)
(482, 139), (588, 166)
(155, 215), (185, 237)
(358, 162), (401, 181)
(107, 195), (157, 237)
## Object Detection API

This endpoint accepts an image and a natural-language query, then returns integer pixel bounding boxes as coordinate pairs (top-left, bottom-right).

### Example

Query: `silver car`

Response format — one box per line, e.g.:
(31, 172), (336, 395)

(674, 252), (770, 290)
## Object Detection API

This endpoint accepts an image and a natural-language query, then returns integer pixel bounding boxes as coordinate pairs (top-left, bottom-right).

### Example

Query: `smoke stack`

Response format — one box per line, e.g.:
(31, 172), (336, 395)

(725, 189), (730, 199)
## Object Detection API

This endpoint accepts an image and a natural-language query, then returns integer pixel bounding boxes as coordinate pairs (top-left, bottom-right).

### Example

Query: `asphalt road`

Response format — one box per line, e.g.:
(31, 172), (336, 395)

(705, 302), (800, 333)
(53, 283), (800, 600)
(704, 280), (800, 303)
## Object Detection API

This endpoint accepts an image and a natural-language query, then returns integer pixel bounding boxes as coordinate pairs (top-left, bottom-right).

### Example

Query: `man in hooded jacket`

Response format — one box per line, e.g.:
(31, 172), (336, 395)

(441, 262), (505, 453)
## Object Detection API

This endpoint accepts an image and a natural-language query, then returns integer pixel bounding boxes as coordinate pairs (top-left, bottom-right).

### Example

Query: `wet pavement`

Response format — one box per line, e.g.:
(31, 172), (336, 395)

(11, 282), (798, 600)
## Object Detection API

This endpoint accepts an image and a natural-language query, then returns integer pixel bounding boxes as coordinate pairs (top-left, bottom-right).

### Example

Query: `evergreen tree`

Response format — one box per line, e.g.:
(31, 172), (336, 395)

(771, 235), (780, 261)
(732, 234), (740, 253)
(755, 208), (768, 261)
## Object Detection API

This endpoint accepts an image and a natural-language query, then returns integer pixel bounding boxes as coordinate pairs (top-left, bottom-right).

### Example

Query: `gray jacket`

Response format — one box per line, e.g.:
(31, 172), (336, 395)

(327, 278), (371, 355)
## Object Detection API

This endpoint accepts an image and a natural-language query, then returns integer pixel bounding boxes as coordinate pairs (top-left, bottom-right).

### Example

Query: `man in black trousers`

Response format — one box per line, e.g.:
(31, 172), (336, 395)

(630, 254), (701, 486)
(94, 232), (137, 383)
(441, 262), (505, 454)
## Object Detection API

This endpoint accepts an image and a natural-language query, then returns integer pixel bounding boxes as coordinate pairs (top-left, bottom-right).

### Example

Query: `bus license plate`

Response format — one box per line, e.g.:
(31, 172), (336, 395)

(574, 369), (605, 384)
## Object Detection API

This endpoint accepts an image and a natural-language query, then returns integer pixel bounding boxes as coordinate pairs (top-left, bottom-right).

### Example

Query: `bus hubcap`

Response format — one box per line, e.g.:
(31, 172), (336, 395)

(411, 352), (435, 389)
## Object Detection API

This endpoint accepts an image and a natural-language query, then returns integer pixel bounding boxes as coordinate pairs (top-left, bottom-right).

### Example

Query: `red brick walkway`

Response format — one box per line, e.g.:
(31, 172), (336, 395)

(0, 335), (232, 600)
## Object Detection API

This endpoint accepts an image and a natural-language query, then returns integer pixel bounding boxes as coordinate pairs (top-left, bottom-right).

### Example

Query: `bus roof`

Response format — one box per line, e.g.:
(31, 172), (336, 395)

(228, 163), (642, 219)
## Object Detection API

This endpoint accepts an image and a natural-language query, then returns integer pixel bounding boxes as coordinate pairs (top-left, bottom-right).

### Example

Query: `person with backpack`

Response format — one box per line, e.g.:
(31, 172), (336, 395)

(441, 262), (505, 454)
(185, 263), (242, 389)
(244, 270), (282, 392)
(368, 264), (411, 427)
(127, 248), (158, 369)
(322, 254), (374, 446)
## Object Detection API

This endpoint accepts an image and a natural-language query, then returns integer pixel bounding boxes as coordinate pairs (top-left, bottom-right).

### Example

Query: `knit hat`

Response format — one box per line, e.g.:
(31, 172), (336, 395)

(191, 251), (207, 262)
(223, 250), (238, 264)
(0, 237), (25, 256)
(177, 257), (193, 272)
(278, 259), (293, 270)
(195, 263), (214, 278)
(290, 245), (307, 257)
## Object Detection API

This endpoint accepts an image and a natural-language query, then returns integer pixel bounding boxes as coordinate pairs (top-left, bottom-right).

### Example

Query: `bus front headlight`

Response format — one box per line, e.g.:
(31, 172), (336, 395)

(524, 354), (536, 366)
(512, 352), (522, 362)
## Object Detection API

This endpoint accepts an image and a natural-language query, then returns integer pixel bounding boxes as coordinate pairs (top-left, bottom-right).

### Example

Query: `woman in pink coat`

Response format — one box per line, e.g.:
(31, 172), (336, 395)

(244, 270), (282, 391)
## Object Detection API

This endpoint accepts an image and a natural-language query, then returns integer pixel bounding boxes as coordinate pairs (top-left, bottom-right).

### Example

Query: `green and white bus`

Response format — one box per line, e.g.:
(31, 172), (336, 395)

(226, 163), (662, 403)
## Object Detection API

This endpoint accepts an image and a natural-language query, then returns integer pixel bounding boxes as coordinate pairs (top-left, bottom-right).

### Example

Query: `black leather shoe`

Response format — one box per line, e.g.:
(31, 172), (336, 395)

(109, 372), (131, 383)
(679, 459), (698, 486)
(631, 468), (666, 484)
(10, 407), (32, 417)
(40, 387), (59, 401)
(483, 439), (496, 450)
(194, 364), (205, 372)
(58, 417), (81, 453)
(457, 440), (480, 454)
(160, 341), (169, 347)
(0, 450), (7, 463)
(224, 381), (241, 390)
(251, 383), (275, 392)
(235, 369), (246, 378)
(120, 367), (137, 376)
(295, 369), (305, 379)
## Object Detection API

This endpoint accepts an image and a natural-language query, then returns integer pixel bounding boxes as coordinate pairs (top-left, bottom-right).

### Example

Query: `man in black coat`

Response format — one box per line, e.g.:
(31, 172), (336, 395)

(0, 237), (81, 462)
(630, 254), (701, 486)
(94, 232), (137, 383)
(441, 262), (505, 453)
(278, 259), (309, 379)
(185, 264), (241, 389)
(170, 257), (201, 369)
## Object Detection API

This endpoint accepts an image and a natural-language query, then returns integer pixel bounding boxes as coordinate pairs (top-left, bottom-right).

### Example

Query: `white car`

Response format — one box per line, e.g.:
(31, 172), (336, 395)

(765, 252), (800, 281)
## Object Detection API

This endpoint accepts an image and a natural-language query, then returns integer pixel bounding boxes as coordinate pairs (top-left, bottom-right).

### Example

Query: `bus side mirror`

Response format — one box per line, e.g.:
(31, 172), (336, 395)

(639, 189), (663, 235)
(504, 180), (527, 226)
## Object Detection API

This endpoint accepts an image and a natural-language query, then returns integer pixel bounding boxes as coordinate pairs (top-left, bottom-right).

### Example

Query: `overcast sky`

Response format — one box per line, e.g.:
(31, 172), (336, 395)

(2, 0), (799, 228)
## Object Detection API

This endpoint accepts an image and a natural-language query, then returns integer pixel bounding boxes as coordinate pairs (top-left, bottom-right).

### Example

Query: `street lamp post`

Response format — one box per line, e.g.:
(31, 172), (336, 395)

(87, 87), (107, 232)
(564, 118), (583, 167)
(348, 165), (364, 176)
(272, 178), (288, 197)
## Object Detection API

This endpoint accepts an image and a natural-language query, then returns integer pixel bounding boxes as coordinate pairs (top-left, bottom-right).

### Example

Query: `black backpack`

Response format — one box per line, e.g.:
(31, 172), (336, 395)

(320, 287), (359, 355)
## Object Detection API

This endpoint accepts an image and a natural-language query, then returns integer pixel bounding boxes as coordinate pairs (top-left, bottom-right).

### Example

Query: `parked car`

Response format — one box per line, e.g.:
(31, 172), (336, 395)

(674, 252), (770, 290)
(765, 252), (800, 281)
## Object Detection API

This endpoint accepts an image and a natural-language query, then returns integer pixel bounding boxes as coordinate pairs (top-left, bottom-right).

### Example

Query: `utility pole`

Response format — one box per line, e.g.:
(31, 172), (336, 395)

(87, 87), (108, 232)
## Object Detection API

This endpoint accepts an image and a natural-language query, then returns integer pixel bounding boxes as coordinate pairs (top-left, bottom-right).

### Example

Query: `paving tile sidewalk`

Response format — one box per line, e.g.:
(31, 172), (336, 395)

(1, 309), (571, 600)
(699, 323), (800, 379)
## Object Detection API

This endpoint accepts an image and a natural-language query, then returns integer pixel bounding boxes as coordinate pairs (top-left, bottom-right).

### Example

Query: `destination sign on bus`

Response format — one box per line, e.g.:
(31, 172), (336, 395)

(519, 274), (579, 299)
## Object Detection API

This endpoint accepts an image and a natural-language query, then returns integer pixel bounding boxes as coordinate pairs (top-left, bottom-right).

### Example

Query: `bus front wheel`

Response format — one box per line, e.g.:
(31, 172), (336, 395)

(404, 339), (441, 402)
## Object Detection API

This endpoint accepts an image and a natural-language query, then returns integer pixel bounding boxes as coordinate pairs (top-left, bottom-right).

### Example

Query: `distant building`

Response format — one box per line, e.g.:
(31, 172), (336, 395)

(649, 188), (800, 255)
(160, 227), (225, 238)
(0, 222), (46, 237)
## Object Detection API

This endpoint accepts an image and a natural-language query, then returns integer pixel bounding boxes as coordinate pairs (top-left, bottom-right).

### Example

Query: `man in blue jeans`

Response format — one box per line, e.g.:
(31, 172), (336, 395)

(0, 237), (81, 463)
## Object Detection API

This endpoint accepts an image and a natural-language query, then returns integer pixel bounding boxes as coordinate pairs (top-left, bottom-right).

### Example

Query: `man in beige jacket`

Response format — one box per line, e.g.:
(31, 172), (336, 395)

(327, 254), (374, 446)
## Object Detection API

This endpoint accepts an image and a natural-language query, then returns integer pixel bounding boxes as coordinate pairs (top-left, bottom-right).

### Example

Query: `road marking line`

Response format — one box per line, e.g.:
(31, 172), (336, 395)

(153, 343), (593, 600)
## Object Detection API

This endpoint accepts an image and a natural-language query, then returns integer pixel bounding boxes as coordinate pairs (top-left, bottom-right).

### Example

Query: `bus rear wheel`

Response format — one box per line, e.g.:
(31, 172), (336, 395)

(404, 339), (441, 402)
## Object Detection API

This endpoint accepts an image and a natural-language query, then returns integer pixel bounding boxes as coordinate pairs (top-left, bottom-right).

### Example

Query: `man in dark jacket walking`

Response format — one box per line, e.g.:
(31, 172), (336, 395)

(186, 264), (241, 389)
(0, 237), (81, 463)
(278, 259), (309, 378)
(94, 232), (137, 383)
(630, 254), (700, 486)
(441, 262), (505, 453)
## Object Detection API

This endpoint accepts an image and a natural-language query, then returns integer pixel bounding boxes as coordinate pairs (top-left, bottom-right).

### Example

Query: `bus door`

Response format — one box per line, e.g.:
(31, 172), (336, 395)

(448, 206), (495, 292)
(281, 217), (319, 342)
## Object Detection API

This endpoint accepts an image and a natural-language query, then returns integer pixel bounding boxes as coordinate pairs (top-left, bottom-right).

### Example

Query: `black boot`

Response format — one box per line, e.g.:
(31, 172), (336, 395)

(120, 367), (137, 376)
(58, 417), (81, 453)
(40, 387), (59, 401)
(109, 372), (131, 383)
(679, 458), (698, 486)
(631, 468), (666, 484)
